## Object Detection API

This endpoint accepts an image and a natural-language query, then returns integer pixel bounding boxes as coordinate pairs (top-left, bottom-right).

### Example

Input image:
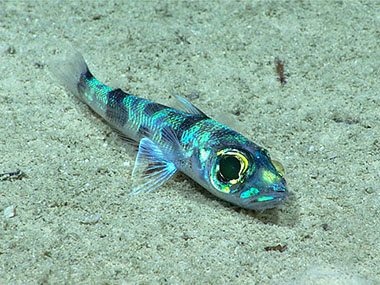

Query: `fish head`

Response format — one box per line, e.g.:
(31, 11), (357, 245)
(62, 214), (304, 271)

(206, 144), (288, 210)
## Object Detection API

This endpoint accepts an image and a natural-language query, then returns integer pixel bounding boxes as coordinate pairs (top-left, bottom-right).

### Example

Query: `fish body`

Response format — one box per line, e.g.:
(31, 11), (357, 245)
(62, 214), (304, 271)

(51, 53), (288, 210)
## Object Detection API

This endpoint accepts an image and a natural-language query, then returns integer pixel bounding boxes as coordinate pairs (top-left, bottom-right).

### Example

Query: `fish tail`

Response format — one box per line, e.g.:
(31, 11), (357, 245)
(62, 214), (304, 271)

(50, 52), (114, 114)
(49, 52), (90, 100)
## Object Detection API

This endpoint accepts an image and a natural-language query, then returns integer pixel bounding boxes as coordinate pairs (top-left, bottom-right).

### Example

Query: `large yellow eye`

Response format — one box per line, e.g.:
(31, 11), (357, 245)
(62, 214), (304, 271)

(216, 150), (249, 184)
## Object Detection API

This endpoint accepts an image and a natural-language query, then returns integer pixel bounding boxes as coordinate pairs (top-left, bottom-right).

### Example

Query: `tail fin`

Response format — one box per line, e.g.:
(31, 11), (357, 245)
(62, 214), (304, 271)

(49, 52), (89, 100)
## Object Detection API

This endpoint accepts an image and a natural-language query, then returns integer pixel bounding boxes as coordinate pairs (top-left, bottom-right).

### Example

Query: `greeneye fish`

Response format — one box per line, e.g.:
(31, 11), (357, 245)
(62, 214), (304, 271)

(51, 53), (288, 210)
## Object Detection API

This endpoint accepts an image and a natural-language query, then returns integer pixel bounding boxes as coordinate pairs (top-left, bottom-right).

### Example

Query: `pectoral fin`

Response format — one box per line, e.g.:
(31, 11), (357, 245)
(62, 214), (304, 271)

(130, 138), (177, 194)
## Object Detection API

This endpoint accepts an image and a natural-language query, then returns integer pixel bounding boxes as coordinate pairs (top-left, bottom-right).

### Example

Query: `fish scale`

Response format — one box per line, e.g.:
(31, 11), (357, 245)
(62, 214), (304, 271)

(51, 52), (289, 210)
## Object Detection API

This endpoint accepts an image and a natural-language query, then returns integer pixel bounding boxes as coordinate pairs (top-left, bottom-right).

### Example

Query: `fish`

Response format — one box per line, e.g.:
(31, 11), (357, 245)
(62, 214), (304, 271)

(50, 52), (288, 210)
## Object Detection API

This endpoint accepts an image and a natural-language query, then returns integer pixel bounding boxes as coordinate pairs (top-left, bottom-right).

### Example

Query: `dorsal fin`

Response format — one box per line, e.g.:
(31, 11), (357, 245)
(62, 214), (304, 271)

(173, 95), (208, 117)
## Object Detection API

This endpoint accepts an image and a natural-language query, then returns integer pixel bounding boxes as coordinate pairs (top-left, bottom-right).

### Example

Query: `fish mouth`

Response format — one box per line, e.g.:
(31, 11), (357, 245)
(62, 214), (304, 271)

(242, 183), (289, 210)
(250, 192), (288, 210)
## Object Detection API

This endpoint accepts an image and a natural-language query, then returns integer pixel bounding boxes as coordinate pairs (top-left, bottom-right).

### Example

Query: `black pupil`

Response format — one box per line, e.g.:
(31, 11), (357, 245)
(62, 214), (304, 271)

(219, 155), (241, 181)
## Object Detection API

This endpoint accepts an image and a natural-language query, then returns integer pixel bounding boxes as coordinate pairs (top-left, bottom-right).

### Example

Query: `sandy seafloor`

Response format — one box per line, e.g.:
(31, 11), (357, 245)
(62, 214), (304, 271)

(1, 0), (379, 284)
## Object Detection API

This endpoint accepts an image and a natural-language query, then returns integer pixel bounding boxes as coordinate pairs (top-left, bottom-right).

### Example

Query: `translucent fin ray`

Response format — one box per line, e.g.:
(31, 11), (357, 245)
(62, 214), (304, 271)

(49, 52), (88, 100)
(173, 95), (208, 117)
(130, 138), (177, 194)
